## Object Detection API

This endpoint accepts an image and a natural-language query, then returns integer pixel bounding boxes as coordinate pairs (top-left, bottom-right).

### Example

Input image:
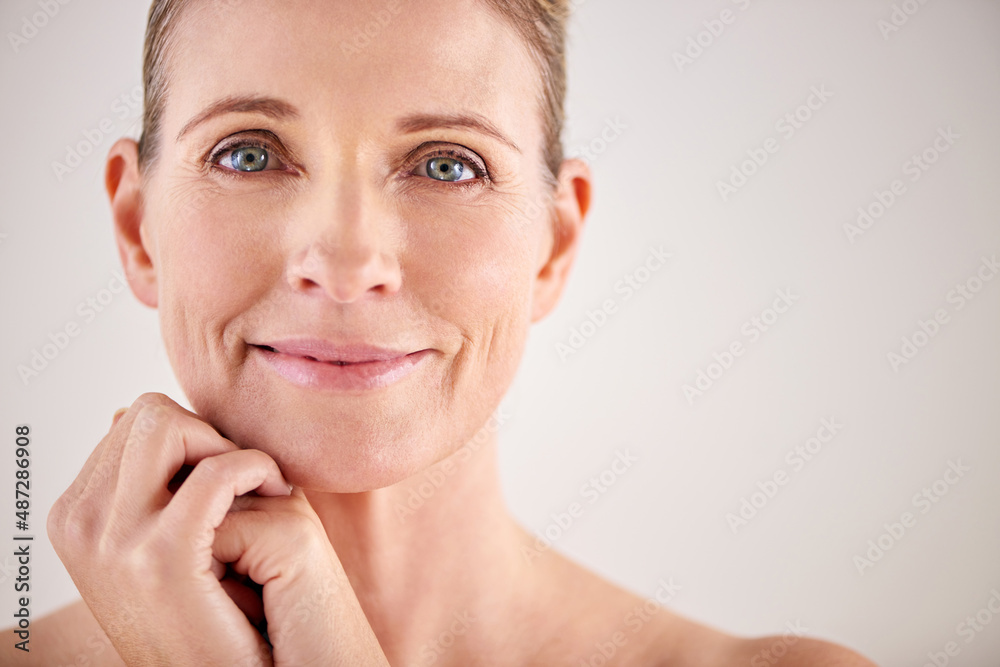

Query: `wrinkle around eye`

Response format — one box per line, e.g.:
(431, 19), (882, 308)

(193, 127), (303, 177)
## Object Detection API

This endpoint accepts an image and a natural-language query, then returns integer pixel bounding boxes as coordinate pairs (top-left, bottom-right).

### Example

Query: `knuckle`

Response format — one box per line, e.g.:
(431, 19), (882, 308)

(279, 498), (326, 537)
(244, 447), (278, 470)
(192, 455), (226, 480)
(55, 503), (99, 556)
(125, 540), (168, 580)
(285, 493), (316, 516)
(127, 404), (169, 445)
(87, 454), (117, 491)
(130, 392), (173, 411)
(46, 496), (67, 544)
(229, 493), (257, 512)
(284, 510), (321, 535)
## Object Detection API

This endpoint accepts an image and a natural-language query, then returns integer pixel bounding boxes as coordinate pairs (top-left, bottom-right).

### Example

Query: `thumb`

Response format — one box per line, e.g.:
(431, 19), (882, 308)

(111, 407), (128, 428)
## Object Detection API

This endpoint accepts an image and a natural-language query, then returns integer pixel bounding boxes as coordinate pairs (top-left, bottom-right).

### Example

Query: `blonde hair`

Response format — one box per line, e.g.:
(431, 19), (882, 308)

(137, 0), (570, 186)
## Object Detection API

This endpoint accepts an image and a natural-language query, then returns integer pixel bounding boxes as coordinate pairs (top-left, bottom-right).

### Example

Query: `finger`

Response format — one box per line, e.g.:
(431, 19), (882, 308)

(63, 394), (188, 508)
(213, 496), (330, 584)
(113, 404), (240, 518)
(114, 402), (291, 526)
(227, 488), (311, 516)
(52, 396), (200, 544)
(56, 403), (138, 508)
(211, 556), (227, 580)
(220, 574), (266, 629)
(159, 449), (292, 562)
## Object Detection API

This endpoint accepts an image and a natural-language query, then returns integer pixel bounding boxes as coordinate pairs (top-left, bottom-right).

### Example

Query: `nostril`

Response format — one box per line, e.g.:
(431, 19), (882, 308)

(287, 242), (403, 304)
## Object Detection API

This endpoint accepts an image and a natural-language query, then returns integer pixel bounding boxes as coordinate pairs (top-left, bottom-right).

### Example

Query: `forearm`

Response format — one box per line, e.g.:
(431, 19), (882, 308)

(1, 599), (125, 667)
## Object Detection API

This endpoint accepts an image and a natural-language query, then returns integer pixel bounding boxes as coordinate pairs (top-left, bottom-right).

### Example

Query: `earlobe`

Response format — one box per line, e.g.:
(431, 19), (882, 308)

(106, 138), (158, 308)
(530, 158), (592, 323)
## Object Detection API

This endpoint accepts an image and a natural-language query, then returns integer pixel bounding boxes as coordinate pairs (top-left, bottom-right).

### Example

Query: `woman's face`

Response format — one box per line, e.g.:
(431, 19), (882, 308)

(125, 0), (583, 491)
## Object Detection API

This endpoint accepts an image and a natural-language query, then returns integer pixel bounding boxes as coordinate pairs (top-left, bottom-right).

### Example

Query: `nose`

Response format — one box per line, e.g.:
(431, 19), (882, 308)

(286, 185), (402, 303)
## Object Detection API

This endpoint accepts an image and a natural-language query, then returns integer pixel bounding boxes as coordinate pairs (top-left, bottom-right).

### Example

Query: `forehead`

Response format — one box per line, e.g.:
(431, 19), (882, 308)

(162, 0), (541, 145)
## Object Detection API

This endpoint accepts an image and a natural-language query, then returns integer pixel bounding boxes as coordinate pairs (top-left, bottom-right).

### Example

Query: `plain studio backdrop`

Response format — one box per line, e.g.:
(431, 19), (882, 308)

(2, 1), (999, 664)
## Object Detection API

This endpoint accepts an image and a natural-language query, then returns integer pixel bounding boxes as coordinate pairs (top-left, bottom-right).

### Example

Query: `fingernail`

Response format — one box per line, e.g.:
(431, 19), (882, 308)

(112, 408), (128, 427)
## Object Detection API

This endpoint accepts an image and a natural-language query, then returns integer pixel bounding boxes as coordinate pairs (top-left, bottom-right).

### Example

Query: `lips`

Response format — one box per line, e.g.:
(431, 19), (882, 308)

(248, 338), (431, 391)
(250, 340), (417, 364)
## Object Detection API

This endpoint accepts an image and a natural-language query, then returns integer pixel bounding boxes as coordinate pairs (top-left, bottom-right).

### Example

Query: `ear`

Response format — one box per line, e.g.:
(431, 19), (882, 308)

(106, 138), (158, 308)
(531, 157), (592, 322)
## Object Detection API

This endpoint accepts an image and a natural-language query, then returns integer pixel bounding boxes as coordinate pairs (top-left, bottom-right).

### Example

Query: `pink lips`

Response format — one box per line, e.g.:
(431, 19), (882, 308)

(250, 339), (431, 392)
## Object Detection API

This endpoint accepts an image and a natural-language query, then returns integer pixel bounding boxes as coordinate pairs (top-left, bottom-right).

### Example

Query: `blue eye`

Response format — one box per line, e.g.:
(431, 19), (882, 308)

(414, 149), (486, 184)
(210, 137), (286, 174)
(426, 156), (469, 182)
(225, 145), (269, 172)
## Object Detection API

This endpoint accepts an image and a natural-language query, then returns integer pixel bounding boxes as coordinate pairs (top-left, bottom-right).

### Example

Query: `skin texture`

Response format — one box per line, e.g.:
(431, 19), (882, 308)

(17, 1), (879, 665)
(135, 0), (558, 495)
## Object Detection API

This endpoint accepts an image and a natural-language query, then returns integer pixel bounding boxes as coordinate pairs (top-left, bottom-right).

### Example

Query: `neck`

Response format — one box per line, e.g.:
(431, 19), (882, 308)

(303, 430), (539, 665)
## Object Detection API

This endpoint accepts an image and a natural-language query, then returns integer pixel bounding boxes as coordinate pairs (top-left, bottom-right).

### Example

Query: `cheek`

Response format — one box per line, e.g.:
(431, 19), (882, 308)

(410, 199), (537, 335)
(154, 188), (281, 371)
(406, 196), (542, 423)
(160, 186), (280, 306)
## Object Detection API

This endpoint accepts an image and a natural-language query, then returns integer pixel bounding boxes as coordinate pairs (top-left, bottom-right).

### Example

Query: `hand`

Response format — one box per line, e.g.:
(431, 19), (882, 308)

(48, 393), (293, 666)
(214, 489), (390, 666)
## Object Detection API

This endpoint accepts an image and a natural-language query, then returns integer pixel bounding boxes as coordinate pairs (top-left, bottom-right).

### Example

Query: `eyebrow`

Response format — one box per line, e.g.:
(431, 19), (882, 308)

(176, 96), (521, 154)
(395, 112), (521, 154)
(176, 95), (299, 141)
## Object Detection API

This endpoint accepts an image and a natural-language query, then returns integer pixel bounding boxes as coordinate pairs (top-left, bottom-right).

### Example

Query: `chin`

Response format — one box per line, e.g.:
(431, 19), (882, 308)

(190, 390), (449, 493)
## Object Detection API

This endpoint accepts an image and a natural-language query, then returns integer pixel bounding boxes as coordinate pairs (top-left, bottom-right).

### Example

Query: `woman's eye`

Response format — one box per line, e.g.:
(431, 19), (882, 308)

(215, 144), (278, 172)
(416, 154), (483, 183)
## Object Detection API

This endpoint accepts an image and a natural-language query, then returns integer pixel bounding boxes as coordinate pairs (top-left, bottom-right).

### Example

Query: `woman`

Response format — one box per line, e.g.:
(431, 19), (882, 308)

(9, 0), (876, 664)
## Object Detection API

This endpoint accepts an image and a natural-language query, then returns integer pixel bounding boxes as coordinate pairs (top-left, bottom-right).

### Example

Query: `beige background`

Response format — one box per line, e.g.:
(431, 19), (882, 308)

(2, 1), (998, 664)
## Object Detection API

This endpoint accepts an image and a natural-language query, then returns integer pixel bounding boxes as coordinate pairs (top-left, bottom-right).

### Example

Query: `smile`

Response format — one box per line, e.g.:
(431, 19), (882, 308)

(249, 340), (432, 392)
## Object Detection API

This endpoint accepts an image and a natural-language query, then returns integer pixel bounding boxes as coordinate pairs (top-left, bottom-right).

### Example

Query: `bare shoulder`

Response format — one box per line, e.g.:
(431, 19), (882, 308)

(723, 633), (879, 666)
(0, 599), (125, 667)
(527, 546), (877, 667)
(632, 614), (878, 667)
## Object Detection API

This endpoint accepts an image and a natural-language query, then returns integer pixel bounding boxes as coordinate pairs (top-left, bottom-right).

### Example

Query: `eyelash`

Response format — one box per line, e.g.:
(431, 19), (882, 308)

(206, 134), (490, 188)
(412, 147), (490, 186)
